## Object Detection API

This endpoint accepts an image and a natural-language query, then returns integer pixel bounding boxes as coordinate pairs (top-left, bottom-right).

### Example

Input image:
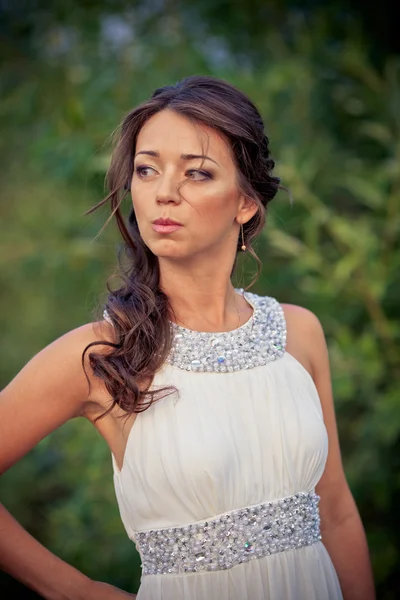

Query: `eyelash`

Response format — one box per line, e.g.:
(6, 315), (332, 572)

(134, 166), (212, 180)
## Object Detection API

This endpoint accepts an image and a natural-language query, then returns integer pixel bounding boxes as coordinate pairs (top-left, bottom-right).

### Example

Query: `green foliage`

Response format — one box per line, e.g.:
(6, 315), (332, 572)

(1, 3), (399, 598)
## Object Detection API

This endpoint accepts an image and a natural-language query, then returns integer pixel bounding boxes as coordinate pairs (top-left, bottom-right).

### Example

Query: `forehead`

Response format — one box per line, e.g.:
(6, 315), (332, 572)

(135, 109), (232, 164)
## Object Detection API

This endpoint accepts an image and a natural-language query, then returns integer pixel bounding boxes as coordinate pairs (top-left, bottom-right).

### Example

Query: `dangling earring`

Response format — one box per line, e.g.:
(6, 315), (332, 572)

(240, 223), (246, 251)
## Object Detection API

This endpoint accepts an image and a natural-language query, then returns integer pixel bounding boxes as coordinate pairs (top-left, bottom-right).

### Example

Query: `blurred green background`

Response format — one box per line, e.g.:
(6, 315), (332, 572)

(0, 0), (399, 598)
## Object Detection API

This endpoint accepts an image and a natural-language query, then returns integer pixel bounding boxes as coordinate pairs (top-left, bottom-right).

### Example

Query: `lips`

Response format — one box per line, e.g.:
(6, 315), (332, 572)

(152, 218), (182, 226)
(152, 217), (183, 234)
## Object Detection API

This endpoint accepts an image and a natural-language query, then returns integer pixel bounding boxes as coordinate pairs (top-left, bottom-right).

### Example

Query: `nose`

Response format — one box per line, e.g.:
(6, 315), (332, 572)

(155, 172), (182, 205)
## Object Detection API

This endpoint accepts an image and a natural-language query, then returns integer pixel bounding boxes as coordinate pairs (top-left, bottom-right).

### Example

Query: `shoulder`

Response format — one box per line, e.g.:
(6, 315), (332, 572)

(280, 303), (324, 341)
(18, 317), (117, 411)
(50, 317), (116, 366)
(281, 302), (327, 378)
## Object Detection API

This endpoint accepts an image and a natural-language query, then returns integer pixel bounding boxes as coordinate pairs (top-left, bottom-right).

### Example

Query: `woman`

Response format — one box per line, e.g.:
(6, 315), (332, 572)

(0, 75), (375, 599)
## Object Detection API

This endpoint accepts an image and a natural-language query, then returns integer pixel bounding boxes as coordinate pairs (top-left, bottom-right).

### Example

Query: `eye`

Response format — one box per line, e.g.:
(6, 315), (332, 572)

(187, 169), (212, 181)
(135, 165), (156, 178)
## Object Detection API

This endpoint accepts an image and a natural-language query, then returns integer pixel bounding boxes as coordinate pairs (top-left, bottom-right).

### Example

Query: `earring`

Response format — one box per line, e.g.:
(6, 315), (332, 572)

(240, 223), (246, 251)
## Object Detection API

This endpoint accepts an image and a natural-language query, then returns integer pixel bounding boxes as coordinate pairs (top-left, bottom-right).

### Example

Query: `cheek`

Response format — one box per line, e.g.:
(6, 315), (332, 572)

(192, 184), (238, 225)
(130, 190), (152, 232)
(130, 186), (147, 213)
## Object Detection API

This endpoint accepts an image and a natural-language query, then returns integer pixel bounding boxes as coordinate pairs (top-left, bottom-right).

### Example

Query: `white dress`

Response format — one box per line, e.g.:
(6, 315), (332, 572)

(105, 291), (343, 600)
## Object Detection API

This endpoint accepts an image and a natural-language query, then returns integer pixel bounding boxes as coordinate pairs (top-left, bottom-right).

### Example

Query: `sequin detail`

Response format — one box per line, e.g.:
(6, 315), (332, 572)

(167, 291), (286, 372)
(103, 291), (287, 373)
(135, 491), (321, 576)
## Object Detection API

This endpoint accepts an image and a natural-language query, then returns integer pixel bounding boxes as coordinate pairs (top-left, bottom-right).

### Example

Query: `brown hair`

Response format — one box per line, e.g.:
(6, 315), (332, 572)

(83, 75), (281, 420)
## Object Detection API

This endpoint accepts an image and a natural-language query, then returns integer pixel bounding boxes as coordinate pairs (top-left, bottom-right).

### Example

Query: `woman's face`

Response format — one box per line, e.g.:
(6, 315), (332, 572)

(130, 109), (257, 261)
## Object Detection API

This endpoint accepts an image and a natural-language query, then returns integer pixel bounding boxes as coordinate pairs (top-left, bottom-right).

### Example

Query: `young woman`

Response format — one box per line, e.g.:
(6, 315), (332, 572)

(0, 75), (375, 599)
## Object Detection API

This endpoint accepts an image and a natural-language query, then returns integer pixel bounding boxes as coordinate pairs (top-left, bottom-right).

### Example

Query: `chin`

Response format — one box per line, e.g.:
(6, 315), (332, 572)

(146, 240), (189, 259)
(154, 249), (189, 260)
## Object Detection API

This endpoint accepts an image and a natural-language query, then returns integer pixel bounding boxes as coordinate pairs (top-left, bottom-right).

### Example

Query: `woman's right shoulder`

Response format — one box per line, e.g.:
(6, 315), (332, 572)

(0, 316), (116, 474)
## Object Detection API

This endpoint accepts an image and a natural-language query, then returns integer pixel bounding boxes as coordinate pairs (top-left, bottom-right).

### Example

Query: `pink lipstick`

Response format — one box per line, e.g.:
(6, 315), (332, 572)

(152, 217), (183, 234)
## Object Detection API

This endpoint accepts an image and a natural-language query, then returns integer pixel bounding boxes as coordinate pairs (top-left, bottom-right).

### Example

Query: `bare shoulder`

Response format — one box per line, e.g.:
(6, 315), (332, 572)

(280, 302), (323, 336)
(0, 317), (115, 474)
(280, 302), (326, 378)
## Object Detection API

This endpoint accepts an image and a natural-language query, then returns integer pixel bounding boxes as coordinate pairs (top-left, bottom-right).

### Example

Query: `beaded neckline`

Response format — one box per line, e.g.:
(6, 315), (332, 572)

(167, 291), (286, 373)
(103, 290), (287, 374)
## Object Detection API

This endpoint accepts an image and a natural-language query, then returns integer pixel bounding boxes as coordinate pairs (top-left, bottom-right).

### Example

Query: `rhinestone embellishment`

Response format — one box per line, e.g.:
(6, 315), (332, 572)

(167, 291), (286, 372)
(135, 491), (322, 576)
(103, 290), (287, 373)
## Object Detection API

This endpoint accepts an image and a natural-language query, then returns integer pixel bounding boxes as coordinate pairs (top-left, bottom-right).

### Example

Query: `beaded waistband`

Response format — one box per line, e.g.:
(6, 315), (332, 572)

(135, 491), (322, 576)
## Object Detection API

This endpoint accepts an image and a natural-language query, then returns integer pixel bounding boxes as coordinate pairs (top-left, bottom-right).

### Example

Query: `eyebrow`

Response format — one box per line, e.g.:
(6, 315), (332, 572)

(134, 150), (220, 166)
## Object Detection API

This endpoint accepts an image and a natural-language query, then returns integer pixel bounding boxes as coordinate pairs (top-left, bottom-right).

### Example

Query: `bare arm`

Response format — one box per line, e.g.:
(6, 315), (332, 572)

(0, 322), (135, 600)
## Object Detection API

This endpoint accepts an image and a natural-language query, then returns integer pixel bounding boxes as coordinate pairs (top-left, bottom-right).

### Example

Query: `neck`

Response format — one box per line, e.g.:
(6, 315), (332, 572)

(158, 256), (251, 333)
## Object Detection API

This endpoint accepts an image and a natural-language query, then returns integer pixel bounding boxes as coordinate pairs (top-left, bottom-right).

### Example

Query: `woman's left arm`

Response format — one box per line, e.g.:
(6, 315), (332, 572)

(306, 309), (376, 600)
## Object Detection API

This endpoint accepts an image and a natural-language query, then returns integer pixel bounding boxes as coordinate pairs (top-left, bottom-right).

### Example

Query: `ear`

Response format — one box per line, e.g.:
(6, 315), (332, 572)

(236, 194), (258, 224)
